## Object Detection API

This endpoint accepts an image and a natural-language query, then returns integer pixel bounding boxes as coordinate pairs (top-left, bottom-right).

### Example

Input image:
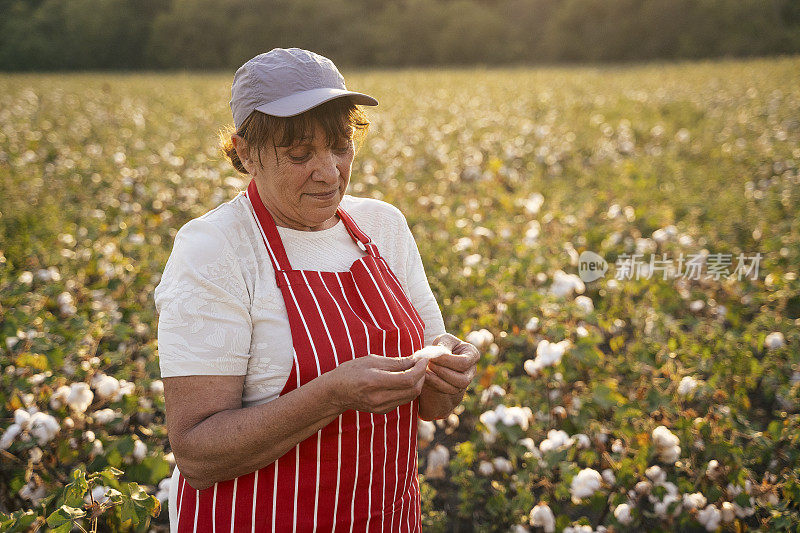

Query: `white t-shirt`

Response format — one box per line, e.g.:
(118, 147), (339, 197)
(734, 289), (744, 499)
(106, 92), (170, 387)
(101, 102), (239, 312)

(153, 191), (447, 407)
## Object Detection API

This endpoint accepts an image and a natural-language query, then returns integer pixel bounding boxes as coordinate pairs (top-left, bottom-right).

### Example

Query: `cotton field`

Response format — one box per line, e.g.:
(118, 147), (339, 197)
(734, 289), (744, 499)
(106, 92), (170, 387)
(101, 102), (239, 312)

(1, 56), (799, 531)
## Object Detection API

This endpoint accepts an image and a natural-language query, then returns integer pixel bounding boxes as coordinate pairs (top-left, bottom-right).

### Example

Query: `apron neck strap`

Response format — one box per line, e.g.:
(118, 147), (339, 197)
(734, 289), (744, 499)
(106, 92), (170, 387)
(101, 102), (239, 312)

(245, 179), (379, 272)
(336, 206), (380, 257)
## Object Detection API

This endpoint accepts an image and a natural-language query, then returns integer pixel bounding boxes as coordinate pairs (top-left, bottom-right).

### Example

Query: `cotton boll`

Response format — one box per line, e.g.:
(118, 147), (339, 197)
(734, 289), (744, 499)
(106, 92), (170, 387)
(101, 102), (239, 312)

(764, 332), (785, 350)
(522, 192), (545, 215)
(574, 295), (594, 314)
(525, 317), (540, 332)
(478, 460), (495, 476)
(418, 420), (436, 447)
(574, 434), (591, 449)
(14, 408), (32, 428)
(466, 329), (494, 350)
(92, 374), (121, 400)
(706, 459), (722, 479)
(549, 270), (585, 297)
(132, 439), (147, 462)
(720, 502), (735, 523)
(156, 477), (171, 503)
(539, 429), (574, 453)
(85, 485), (110, 505)
(611, 439), (625, 454)
(613, 503), (633, 525)
(683, 492), (707, 510)
(689, 300), (705, 312)
(66, 382), (94, 413)
(677, 376), (699, 396)
(92, 408), (117, 425)
(635, 480), (652, 496)
(425, 444), (449, 479)
(651, 426), (681, 464)
(19, 480), (47, 504)
(50, 385), (70, 409)
(523, 359), (540, 377)
(0, 424), (22, 449)
(697, 505), (721, 531)
(480, 384), (506, 404)
(645, 465), (666, 484)
(654, 494), (682, 519)
(28, 412), (60, 444)
(570, 468), (602, 502)
(601, 469), (616, 485)
(150, 380), (164, 394)
(528, 503), (555, 533)
(91, 439), (104, 456)
(413, 345), (451, 361)
(492, 457), (513, 474)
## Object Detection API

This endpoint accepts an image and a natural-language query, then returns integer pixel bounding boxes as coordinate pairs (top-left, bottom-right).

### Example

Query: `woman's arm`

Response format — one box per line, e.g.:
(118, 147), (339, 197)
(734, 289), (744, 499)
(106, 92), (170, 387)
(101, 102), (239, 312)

(165, 354), (429, 491)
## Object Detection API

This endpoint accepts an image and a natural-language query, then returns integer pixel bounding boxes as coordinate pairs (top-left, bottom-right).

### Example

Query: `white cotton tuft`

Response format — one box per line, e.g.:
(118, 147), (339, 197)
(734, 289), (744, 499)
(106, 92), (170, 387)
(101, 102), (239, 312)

(466, 329), (494, 350)
(413, 345), (451, 360)
(764, 331), (785, 350)
(528, 503), (555, 533)
(418, 420), (436, 443)
(132, 439), (147, 462)
(613, 503), (633, 524)
(425, 444), (449, 479)
(677, 376), (699, 396)
(683, 492), (707, 510)
(651, 425), (681, 464)
(570, 468), (602, 502)
(492, 457), (513, 474)
(697, 505), (721, 531)
(539, 429), (574, 453)
(28, 412), (60, 444)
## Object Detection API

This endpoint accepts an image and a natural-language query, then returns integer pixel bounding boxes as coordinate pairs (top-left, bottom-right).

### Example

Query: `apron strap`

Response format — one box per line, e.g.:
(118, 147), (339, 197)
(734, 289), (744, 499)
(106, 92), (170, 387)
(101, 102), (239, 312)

(245, 179), (293, 272)
(336, 206), (381, 258)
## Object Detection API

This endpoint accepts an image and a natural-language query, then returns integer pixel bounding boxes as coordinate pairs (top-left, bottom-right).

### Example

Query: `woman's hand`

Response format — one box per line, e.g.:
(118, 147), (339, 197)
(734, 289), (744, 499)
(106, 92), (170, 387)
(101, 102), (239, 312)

(328, 354), (429, 414)
(418, 333), (480, 420)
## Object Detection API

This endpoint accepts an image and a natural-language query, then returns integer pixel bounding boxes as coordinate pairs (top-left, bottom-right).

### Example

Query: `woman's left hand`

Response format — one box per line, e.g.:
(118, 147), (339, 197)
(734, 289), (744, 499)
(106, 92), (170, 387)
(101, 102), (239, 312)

(427, 333), (480, 394)
(417, 333), (480, 420)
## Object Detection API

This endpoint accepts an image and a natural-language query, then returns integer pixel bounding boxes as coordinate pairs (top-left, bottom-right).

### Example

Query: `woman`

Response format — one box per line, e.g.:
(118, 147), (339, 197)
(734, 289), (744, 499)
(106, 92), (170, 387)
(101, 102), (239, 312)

(154, 48), (480, 532)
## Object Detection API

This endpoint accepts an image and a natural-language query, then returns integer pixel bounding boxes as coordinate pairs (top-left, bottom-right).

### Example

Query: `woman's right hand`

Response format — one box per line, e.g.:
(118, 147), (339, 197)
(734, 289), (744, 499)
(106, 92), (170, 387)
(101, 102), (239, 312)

(327, 355), (428, 414)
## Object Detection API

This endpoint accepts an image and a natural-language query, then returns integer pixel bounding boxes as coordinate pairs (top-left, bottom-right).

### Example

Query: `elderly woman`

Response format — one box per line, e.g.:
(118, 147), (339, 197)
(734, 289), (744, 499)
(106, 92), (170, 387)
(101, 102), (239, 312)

(154, 48), (479, 532)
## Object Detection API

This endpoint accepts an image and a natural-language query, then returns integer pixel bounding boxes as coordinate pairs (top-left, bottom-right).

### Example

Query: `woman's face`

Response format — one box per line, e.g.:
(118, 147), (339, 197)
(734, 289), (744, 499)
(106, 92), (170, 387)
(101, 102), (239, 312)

(237, 121), (355, 231)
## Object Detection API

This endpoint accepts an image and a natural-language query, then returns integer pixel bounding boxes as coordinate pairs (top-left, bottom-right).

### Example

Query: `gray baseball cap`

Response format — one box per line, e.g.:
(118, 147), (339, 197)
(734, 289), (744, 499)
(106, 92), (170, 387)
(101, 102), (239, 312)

(229, 48), (378, 130)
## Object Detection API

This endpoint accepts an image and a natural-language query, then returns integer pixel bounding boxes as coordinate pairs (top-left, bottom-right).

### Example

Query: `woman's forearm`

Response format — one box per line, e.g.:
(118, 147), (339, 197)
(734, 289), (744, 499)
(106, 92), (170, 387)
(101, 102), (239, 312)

(177, 372), (343, 490)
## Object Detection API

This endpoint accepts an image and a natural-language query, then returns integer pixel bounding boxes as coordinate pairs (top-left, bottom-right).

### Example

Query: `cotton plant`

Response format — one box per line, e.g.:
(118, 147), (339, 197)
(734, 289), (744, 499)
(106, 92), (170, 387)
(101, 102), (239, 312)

(524, 339), (571, 376)
(1, 407), (60, 449)
(548, 270), (585, 298)
(466, 328), (494, 351)
(528, 502), (555, 533)
(479, 404), (532, 444)
(651, 425), (681, 464)
(676, 375), (700, 396)
(50, 382), (94, 413)
(569, 468), (603, 503)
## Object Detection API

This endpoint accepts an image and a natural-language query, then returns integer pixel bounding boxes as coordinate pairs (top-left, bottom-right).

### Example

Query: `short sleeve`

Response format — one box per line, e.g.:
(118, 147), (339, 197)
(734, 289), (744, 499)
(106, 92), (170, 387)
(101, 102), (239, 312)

(153, 218), (252, 377)
(400, 217), (447, 346)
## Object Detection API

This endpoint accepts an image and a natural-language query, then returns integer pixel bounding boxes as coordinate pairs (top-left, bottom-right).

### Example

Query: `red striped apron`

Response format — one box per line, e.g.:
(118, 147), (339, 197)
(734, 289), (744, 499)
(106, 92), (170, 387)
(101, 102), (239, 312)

(174, 179), (426, 532)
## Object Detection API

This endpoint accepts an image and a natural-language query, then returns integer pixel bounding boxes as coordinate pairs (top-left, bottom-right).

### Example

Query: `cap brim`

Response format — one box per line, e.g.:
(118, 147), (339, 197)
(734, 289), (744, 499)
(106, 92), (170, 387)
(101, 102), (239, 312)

(254, 87), (378, 118)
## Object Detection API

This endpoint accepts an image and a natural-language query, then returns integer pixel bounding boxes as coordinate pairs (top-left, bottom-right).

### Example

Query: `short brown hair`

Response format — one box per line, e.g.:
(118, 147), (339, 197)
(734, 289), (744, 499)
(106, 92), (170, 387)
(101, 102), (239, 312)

(219, 97), (370, 174)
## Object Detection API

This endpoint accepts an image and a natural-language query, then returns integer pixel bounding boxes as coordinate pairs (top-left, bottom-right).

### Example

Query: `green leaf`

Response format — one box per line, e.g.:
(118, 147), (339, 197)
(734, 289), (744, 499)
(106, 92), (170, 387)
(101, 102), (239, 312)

(47, 505), (86, 529)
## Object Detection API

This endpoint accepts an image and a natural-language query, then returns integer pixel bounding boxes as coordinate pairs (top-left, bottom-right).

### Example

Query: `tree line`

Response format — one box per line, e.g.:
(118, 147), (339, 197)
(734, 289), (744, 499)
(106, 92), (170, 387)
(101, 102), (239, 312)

(1, 0), (799, 71)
